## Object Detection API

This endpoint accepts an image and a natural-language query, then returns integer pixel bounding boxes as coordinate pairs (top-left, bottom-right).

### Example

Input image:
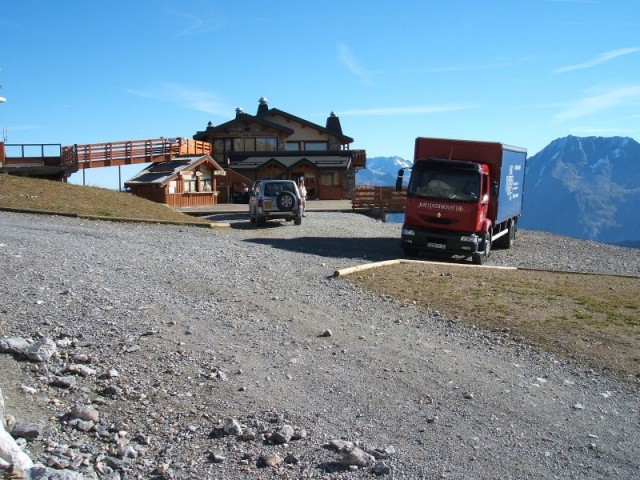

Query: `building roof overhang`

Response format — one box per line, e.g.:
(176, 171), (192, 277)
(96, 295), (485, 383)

(124, 154), (224, 187)
(230, 155), (351, 170)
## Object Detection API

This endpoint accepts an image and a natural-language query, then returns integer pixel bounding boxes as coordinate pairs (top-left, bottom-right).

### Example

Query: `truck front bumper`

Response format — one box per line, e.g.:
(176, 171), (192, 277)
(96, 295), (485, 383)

(401, 226), (484, 255)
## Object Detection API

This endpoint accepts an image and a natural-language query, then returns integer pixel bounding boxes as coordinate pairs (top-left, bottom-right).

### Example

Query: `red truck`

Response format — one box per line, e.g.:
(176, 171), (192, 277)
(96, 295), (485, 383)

(396, 137), (527, 264)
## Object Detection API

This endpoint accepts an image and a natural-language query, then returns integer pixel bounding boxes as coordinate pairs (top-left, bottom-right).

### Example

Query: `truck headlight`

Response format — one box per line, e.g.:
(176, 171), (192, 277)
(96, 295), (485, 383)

(460, 235), (479, 243)
(402, 228), (416, 236)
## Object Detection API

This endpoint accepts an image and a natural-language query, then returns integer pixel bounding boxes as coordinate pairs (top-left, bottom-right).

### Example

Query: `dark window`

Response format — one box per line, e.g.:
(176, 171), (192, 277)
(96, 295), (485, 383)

(321, 172), (339, 186)
(304, 141), (328, 151)
(256, 137), (277, 151)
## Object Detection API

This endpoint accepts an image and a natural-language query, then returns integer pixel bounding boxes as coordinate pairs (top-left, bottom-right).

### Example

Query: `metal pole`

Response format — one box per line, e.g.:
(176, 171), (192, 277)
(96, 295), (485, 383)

(119, 166), (122, 191)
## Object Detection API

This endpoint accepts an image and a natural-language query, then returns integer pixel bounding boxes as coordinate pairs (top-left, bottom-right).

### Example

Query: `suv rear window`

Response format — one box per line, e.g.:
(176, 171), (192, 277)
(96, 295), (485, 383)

(264, 182), (296, 197)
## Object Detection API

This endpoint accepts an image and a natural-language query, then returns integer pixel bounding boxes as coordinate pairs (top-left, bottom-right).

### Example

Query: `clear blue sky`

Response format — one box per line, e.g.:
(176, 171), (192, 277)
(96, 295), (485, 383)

(1, 1), (639, 189)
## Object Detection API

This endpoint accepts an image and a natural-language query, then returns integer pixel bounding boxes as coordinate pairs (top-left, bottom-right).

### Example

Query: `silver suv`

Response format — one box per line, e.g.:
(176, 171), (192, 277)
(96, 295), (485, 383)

(249, 180), (303, 227)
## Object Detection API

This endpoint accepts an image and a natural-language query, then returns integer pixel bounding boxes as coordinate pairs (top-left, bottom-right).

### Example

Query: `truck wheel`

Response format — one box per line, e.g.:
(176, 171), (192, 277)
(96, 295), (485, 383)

(504, 222), (515, 249)
(472, 233), (491, 265)
(496, 220), (515, 249)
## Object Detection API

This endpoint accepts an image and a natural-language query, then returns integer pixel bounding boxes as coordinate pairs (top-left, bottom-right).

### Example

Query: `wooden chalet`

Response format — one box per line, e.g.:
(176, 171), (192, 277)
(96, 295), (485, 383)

(193, 97), (367, 201)
(124, 154), (225, 208)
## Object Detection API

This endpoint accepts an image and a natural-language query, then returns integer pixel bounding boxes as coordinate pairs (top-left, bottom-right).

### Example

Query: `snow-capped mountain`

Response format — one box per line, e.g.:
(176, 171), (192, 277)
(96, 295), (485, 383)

(356, 156), (412, 186)
(520, 135), (640, 247)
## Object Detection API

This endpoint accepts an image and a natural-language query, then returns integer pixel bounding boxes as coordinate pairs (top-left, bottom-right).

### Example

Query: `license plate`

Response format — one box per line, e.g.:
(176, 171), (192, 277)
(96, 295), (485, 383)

(265, 200), (273, 209)
(427, 242), (446, 249)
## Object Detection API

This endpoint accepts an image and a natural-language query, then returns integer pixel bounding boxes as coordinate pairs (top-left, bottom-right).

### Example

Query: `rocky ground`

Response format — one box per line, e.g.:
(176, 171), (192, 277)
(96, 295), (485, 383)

(0, 211), (638, 479)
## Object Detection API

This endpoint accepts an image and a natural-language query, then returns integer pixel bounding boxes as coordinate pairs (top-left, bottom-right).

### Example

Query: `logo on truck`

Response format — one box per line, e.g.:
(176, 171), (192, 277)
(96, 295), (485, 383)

(418, 201), (464, 212)
(505, 165), (519, 201)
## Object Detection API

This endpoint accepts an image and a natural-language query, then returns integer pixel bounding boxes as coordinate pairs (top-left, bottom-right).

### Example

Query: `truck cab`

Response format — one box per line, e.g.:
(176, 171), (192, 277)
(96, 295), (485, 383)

(400, 158), (493, 262)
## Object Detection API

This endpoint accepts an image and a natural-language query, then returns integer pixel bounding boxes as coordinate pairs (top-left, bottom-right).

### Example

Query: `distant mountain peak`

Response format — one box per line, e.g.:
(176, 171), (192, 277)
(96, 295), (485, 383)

(521, 135), (640, 245)
(356, 156), (412, 187)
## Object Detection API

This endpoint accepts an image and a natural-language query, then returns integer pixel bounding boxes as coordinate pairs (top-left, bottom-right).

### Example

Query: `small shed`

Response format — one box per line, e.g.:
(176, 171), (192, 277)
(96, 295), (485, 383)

(124, 154), (226, 208)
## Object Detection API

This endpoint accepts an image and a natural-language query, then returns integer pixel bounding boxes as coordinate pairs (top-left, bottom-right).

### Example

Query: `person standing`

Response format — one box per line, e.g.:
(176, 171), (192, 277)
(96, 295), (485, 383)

(298, 179), (307, 217)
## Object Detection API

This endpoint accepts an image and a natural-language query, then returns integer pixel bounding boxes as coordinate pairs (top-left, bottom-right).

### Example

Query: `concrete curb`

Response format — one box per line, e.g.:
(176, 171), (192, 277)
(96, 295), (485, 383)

(333, 259), (517, 277)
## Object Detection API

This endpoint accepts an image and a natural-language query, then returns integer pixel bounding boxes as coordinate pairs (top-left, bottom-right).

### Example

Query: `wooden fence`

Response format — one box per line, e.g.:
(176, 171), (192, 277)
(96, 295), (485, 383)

(352, 186), (406, 219)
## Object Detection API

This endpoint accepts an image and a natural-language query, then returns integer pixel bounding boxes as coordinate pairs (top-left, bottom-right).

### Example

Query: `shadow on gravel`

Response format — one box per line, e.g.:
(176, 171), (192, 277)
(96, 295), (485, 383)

(315, 461), (352, 474)
(243, 236), (402, 261)
(206, 213), (248, 222)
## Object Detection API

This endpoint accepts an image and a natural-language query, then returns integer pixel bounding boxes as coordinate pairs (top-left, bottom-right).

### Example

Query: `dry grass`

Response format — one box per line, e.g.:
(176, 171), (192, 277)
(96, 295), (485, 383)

(0, 174), (211, 225)
(349, 262), (640, 382)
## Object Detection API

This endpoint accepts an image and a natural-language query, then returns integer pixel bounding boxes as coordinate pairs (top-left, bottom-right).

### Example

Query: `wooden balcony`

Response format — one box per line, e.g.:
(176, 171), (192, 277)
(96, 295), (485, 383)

(64, 137), (212, 169)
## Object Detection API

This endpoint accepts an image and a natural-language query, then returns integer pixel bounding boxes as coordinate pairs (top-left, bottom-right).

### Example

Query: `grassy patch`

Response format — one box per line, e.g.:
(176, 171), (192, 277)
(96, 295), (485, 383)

(0, 174), (211, 225)
(349, 262), (640, 382)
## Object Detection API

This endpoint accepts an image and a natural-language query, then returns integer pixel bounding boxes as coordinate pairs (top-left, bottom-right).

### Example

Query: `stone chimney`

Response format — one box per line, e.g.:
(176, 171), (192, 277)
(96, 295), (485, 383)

(257, 97), (270, 117)
(325, 111), (343, 136)
(235, 107), (245, 118)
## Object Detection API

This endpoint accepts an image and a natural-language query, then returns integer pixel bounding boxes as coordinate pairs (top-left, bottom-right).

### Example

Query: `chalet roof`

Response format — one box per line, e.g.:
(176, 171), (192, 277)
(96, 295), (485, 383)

(264, 108), (353, 144)
(230, 154), (351, 170)
(124, 155), (223, 186)
(193, 113), (294, 140)
(193, 99), (353, 144)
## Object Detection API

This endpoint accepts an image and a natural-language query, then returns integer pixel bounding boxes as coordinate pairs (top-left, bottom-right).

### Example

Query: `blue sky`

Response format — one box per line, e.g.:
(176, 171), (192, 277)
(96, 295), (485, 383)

(1, 0), (639, 189)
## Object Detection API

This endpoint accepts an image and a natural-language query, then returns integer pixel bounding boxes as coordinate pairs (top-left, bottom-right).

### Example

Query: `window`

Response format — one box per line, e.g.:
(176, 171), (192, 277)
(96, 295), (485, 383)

(286, 142), (301, 151)
(183, 173), (197, 192)
(233, 138), (255, 152)
(202, 179), (213, 191)
(321, 172), (339, 186)
(201, 174), (213, 192)
(256, 137), (277, 151)
(305, 141), (328, 151)
(409, 168), (480, 202)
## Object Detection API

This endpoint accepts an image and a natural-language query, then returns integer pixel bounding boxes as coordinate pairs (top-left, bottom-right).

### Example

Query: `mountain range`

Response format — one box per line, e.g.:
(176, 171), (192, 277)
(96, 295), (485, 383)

(356, 156), (413, 186)
(356, 136), (640, 247)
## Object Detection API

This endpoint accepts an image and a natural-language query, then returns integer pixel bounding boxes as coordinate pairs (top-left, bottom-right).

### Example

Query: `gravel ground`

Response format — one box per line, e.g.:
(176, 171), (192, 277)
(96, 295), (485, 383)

(0, 211), (638, 479)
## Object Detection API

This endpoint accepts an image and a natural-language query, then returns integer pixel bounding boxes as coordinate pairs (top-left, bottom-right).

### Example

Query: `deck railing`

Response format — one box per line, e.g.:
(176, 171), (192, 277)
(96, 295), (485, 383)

(352, 186), (406, 213)
(350, 149), (367, 169)
(62, 137), (212, 169)
(0, 143), (67, 168)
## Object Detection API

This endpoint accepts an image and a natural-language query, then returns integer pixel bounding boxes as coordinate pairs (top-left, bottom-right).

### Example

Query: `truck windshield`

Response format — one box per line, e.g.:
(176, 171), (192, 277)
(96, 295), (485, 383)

(409, 168), (480, 202)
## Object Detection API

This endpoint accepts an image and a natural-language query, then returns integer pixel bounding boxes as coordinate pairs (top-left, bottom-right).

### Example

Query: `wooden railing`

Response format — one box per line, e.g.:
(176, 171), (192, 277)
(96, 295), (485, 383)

(350, 149), (367, 169)
(352, 186), (406, 212)
(0, 143), (65, 168)
(62, 137), (212, 170)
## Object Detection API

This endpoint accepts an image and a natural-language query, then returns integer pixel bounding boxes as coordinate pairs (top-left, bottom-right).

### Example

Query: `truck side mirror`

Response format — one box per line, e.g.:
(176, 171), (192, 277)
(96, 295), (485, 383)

(395, 169), (405, 192)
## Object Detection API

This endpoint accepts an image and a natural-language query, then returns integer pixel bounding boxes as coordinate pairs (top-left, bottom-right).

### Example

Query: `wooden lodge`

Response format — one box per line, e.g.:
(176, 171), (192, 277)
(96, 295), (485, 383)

(2, 98), (367, 206)
(193, 97), (367, 201)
